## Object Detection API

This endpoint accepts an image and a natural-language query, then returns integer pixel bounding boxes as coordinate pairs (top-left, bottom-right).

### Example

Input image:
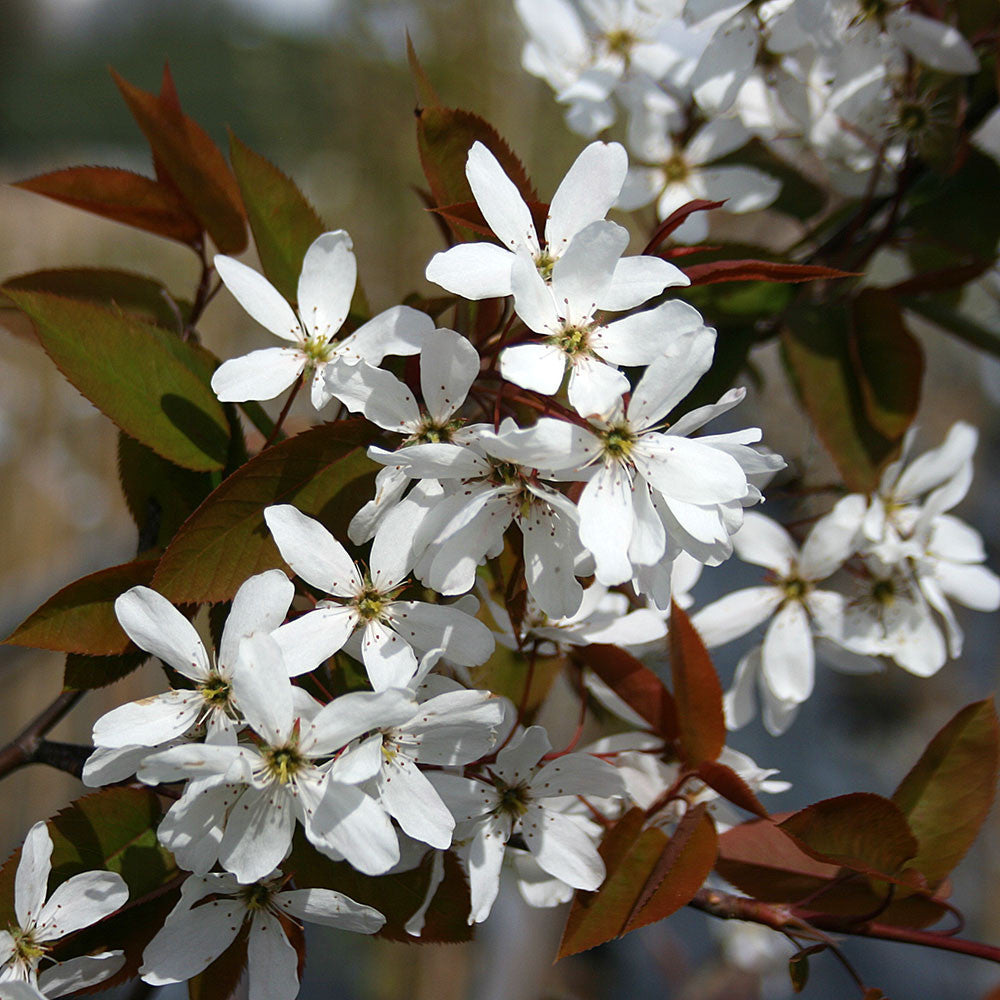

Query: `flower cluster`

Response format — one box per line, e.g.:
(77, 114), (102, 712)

(693, 422), (1000, 733)
(514, 0), (982, 229)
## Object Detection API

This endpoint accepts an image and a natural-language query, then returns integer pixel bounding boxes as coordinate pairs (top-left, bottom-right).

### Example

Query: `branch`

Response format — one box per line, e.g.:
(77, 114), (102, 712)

(690, 887), (1000, 966)
(0, 691), (85, 780)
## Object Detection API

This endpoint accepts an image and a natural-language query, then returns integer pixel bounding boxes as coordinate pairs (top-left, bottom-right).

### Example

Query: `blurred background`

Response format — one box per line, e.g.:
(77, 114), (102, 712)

(0, 1), (997, 997)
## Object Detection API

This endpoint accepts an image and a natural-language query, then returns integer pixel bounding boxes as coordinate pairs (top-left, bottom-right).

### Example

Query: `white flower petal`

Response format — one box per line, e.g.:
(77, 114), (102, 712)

(545, 141), (628, 252)
(724, 647), (759, 730)
(467, 141), (538, 254)
(232, 633), (293, 745)
(297, 230), (356, 344)
(361, 620), (420, 691)
(114, 587), (210, 681)
(499, 342), (567, 396)
(550, 220), (629, 317)
(697, 165), (781, 214)
(277, 888), (384, 934)
(220, 569), (294, 673)
(210, 348), (305, 403)
(886, 10), (978, 75)
(467, 814), (512, 924)
(495, 725), (551, 785)
(637, 434), (748, 505)
(761, 602), (814, 703)
(522, 803), (604, 890)
(272, 605), (357, 677)
(92, 689), (203, 749)
(218, 786), (295, 884)
(37, 952), (124, 997)
(15, 823), (52, 929)
(425, 242), (515, 299)
(568, 356), (629, 418)
(264, 505), (361, 596)
(214, 255), (302, 342)
(598, 256), (690, 312)
(421, 328), (481, 422)
(732, 512), (797, 574)
(379, 755), (455, 849)
(693, 587), (783, 648)
(338, 305), (432, 365)
(308, 688), (417, 755)
(627, 328), (716, 428)
(390, 600), (495, 666)
(530, 753), (623, 799)
(247, 911), (299, 1000)
(310, 782), (399, 875)
(324, 359), (417, 428)
(36, 871), (127, 941)
(578, 463), (635, 585)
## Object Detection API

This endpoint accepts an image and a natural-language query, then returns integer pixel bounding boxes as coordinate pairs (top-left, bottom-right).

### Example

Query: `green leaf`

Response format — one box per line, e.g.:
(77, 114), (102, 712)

(118, 433), (216, 552)
(229, 134), (325, 305)
(574, 643), (678, 741)
(669, 601), (725, 768)
(151, 420), (375, 604)
(112, 65), (247, 254)
(64, 649), (151, 690)
(287, 832), (472, 943)
(2, 267), (190, 330)
(5, 289), (230, 471)
(558, 806), (717, 957)
(777, 793), (919, 880)
(5, 558), (158, 655)
(781, 301), (897, 492)
(850, 289), (923, 442)
(892, 699), (999, 889)
(13, 166), (201, 245)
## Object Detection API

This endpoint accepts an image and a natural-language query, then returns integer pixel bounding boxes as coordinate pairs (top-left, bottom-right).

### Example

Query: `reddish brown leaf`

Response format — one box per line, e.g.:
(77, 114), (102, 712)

(4, 558), (158, 655)
(887, 261), (990, 296)
(406, 34), (442, 109)
(696, 760), (769, 818)
(575, 642), (678, 741)
(112, 67), (247, 254)
(716, 818), (949, 928)
(416, 105), (536, 236)
(644, 199), (727, 254)
(432, 199), (550, 244)
(14, 167), (201, 245)
(623, 803), (718, 934)
(669, 601), (725, 768)
(558, 806), (717, 957)
(892, 699), (999, 889)
(683, 259), (857, 285)
(777, 793), (919, 880)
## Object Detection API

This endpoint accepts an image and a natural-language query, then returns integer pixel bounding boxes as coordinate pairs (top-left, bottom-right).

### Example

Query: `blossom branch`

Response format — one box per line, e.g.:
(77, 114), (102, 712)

(0, 691), (86, 780)
(689, 887), (1000, 966)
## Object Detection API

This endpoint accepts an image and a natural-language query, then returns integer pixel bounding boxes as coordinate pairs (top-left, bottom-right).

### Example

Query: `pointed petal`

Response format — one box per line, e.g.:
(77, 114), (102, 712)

(598, 255), (690, 312)
(636, 434), (748, 505)
(211, 348), (305, 403)
(36, 872), (128, 940)
(324, 359), (418, 428)
(761, 602), (814, 703)
(466, 141), (538, 254)
(272, 605), (357, 677)
(38, 952), (124, 997)
(510, 253), (561, 334)
(545, 141), (628, 251)
(218, 785), (295, 884)
(310, 781), (399, 875)
(523, 803), (604, 889)
(499, 342), (567, 395)
(15, 823), (52, 929)
(467, 814), (512, 923)
(297, 230), (355, 343)
(425, 243), (514, 298)
(339, 305), (433, 365)
(567, 356), (629, 418)
(495, 725), (551, 785)
(627, 328), (716, 428)
(379, 756), (455, 849)
(264, 504), (361, 596)
(420, 328), (480, 422)
(530, 753), (623, 799)
(578, 463), (634, 585)
(214, 255), (302, 342)
(231, 633), (293, 745)
(91, 689), (203, 749)
(247, 912), (299, 1000)
(692, 587), (783, 647)
(732, 512), (797, 573)
(724, 647), (760, 730)
(550, 221), (629, 317)
(308, 688), (417, 755)
(596, 299), (709, 366)
(220, 570), (294, 673)
(388, 601), (495, 667)
(361, 620), (420, 691)
(887, 10), (978, 74)
(277, 888), (384, 934)
(115, 586), (210, 680)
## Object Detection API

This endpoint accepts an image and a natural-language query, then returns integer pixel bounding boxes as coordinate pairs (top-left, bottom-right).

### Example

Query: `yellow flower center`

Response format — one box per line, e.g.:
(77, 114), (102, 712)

(263, 743), (305, 785)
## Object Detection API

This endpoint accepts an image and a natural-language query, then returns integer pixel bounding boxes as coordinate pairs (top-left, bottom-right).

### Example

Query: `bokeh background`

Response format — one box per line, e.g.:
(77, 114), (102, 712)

(0, 1), (998, 997)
